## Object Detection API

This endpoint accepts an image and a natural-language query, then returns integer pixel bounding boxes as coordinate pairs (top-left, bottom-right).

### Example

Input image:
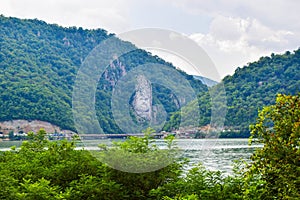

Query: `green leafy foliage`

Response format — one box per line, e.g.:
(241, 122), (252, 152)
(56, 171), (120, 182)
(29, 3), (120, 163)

(151, 163), (244, 200)
(97, 127), (185, 199)
(2, 112), (299, 199)
(246, 93), (300, 199)
(0, 129), (124, 199)
(0, 128), (248, 200)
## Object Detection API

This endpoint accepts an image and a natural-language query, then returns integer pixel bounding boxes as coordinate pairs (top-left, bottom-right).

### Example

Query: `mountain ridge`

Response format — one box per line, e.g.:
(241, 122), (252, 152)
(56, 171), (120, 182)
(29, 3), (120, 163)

(1, 15), (299, 137)
(0, 15), (207, 134)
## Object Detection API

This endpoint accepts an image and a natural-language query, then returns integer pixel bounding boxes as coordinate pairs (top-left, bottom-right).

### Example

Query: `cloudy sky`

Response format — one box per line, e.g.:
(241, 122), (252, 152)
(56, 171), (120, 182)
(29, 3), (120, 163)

(1, 0), (300, 80)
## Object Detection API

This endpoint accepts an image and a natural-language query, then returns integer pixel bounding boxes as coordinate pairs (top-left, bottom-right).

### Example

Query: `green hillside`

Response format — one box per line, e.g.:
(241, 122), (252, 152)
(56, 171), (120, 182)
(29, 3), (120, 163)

(0, 15), (207, 133)
(167, 50), (300, 137)
(223, 50), (300, 136)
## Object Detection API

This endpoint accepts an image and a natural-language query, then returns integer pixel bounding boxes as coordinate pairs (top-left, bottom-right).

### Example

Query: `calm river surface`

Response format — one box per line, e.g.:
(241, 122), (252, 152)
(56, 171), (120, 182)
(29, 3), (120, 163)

(175, 139), (262, 173)
(0, 139), (262, 174)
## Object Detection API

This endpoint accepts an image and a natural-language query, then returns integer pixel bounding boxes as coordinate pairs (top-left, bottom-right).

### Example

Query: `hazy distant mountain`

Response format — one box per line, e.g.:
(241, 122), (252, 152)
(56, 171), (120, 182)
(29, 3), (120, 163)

(193, 75), (218, 87)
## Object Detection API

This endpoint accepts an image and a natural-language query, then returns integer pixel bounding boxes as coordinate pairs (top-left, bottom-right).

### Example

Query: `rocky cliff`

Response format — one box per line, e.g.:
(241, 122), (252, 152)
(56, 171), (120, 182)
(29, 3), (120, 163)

(132, 75), (153, 121)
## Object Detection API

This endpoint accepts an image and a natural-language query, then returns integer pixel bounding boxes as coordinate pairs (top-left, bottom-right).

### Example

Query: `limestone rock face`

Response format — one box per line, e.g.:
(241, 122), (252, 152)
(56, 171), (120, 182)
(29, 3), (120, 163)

(103, 58), (127, 89)
(132, 75), (152, 121)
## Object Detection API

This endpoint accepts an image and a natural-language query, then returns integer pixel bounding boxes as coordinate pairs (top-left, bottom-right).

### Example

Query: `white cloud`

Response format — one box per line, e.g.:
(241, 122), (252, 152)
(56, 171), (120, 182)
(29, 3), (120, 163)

(3, 0), (130, 33)
(167, 0), (300, 32)
(0, 0), (14, 16)
(148, 0), (300, 78)
(190, 15), (299, 77)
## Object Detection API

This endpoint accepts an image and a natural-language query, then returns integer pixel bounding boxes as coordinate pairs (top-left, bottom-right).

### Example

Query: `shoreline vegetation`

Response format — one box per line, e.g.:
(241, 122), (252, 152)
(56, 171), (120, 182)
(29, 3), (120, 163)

(0, 94), (299, 199)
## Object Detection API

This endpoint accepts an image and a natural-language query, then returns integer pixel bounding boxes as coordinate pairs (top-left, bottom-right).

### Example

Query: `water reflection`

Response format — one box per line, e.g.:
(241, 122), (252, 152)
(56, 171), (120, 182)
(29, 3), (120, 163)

(176, 139), (262, 174)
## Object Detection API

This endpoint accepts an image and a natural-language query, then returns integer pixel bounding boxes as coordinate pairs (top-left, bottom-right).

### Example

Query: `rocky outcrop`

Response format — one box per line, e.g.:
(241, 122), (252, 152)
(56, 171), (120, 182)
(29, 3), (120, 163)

(103, 58), (127, 89)
(132, 75), (152, 121)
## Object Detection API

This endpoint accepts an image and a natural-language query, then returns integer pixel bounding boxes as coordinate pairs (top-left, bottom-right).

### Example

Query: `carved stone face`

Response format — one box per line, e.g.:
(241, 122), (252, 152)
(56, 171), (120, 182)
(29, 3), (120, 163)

(136, 96), (150, 112)
(133, 75), (152, 120)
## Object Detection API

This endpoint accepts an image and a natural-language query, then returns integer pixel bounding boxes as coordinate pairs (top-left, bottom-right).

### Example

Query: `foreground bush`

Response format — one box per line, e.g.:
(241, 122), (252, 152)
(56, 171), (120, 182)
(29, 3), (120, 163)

(0, 130), (124, 200)
(0, 128), (243, 200)
(1, 93), (299, 200)
(0, 128), (184, 199)
(247, 93), (300, 199)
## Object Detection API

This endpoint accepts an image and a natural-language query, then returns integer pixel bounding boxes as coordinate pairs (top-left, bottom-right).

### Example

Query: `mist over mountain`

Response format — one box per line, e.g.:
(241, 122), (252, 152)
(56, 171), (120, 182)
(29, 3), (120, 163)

(193, 75), (218, 87)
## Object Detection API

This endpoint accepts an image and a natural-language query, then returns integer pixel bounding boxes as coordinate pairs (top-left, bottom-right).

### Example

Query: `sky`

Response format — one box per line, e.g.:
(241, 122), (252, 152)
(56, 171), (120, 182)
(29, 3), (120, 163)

(1, 0), (300, 80)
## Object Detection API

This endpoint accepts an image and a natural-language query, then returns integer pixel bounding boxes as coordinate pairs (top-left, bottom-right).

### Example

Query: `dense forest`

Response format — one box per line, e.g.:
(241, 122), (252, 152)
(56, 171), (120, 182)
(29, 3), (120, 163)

(223, 50), (300, 135)
(0, 15), (206, 133)
(0, 15), (300, 136)
(166, 49), (300, 137)
(0, 15), (110, 131)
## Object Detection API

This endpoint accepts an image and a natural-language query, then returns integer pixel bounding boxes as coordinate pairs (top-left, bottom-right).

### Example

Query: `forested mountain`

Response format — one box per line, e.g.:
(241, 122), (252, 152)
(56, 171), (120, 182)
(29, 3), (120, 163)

(223, 50), (300, 135)
(1, 15), (299, 136)
(0, 15), (109, 131)
(167, 50), (300, 137)
(0, 15), (207, 133)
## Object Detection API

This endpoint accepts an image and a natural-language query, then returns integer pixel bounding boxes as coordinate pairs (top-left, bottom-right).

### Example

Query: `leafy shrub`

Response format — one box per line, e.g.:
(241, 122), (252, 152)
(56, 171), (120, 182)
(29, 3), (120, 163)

(247, 93), (300, 199)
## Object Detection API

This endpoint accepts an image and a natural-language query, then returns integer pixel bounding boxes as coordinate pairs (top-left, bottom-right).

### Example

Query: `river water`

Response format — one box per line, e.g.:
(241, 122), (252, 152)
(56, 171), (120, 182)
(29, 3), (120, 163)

(175, 139), (262, 173)
(0, 138), (262, 174)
